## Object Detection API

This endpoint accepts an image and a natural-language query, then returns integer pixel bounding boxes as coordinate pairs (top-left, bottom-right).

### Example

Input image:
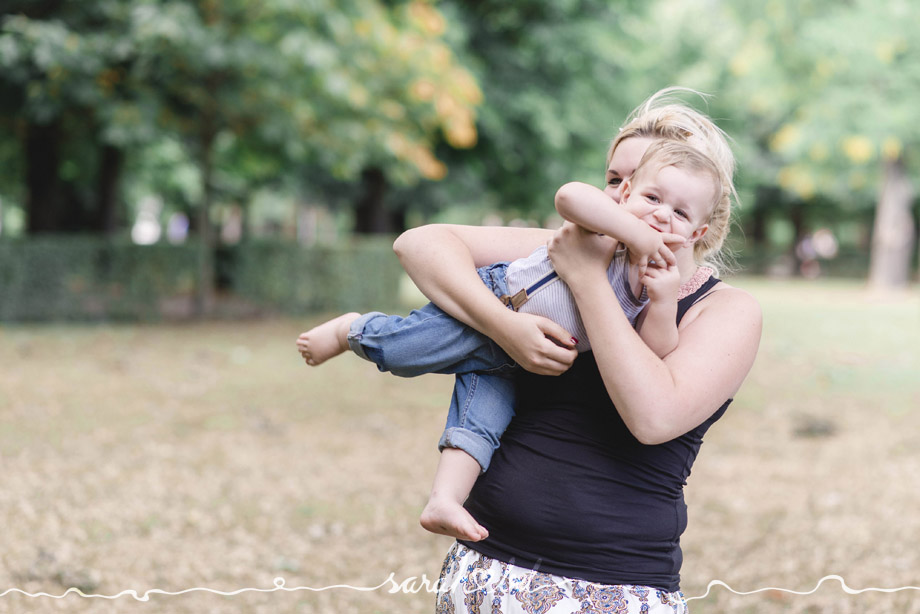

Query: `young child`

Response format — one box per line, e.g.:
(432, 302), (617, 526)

(297, 140), (723, 541)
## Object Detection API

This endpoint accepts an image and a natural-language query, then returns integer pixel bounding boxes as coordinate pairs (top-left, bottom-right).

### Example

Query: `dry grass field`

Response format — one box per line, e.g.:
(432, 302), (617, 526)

(1, 277), (918, 613)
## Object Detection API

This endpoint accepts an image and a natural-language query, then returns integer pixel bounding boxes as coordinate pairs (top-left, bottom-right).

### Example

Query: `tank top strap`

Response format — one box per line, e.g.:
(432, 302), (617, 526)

(676, 275), (720, 324)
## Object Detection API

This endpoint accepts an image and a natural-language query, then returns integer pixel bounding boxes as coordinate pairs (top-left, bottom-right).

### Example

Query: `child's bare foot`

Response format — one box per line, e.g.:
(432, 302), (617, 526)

(420, 496), (489, 542)
(296, 312), (360, 366)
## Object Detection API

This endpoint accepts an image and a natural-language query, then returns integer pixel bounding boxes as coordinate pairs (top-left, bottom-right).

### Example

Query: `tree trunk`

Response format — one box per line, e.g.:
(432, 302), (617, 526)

(191, 64), (224, 317)
(95, 144), (123, 235)
(750, 186), (781, 246)
(789, 202), (809, 276)
(25, 120), (63, 234)
(353, 167), (404, 234)
(195, 135), (216, 316)
(869, 156), (915, 289)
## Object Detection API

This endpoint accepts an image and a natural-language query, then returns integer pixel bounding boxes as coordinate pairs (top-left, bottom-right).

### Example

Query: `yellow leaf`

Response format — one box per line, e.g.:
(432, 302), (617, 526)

(770, 124), (800, 153)
(730, 53), (750, 77)
(380, 100), (405, 121)
(430, 45), (452, 71)
(449, 68), (483, 105)
(445, 113), (477, 149)
(435, 92), (458, 117)
(814, 57), (834, 79)
(348, 84), (369, 108)
(809, 143), (829, 162)
(841, 136), (874, 164)
(765, 0), (785, 21)
(875, 41), (895, 64)
(410, 79), (436, 102)
(881, 137), (902, 161)
(411, 145), (447, 180)
(778, 166), (815, 200)
(409, 1), (446, 37)
(355, 20), (372, 37)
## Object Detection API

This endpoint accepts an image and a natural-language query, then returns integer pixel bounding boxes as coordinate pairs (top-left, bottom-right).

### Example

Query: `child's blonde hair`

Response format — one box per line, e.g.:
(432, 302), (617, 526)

(630, 140), (722, 212)
(607, 87), (738, 273)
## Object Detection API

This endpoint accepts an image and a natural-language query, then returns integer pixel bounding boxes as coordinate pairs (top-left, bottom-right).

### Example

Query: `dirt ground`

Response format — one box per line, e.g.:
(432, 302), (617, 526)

(1, 277), (918, 613)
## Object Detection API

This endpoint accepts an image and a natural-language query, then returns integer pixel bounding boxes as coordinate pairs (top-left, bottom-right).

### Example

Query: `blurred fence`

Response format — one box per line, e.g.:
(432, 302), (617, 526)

(0, 236), (404, 322)
(0, 236), (872, 322)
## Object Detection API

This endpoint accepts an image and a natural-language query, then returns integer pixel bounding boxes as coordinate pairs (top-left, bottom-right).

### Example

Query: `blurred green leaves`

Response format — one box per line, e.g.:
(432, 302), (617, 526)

(0, 0), (482, 227)
(1, 0), (918, 286)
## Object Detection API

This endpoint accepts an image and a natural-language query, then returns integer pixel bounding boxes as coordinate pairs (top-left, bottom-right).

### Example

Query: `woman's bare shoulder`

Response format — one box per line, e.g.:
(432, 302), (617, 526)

(680, 281), (762, 330)
(667, 280), (762, 402)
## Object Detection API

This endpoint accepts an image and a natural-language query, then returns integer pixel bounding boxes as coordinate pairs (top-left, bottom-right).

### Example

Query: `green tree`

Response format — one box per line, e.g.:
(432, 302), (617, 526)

(617, 0), (918, 284)
(762, 0), (920, 287)
(1, 0), (482, 311)
(389, 0), (647, 225)
(0, 1), (150, 234)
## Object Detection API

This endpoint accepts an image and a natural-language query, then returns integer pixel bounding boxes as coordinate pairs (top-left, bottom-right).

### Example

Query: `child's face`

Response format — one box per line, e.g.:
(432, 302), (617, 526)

(604, 137), (656, 203)
(621, 164), (715, 247)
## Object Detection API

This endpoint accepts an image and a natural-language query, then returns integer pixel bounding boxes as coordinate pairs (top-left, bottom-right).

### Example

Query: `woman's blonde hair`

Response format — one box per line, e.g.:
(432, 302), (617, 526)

(608, 87), (739, 273)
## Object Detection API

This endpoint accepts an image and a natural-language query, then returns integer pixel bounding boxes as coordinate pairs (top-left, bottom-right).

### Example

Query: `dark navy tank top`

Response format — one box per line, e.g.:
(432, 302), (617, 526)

(460, 275), (728, 592)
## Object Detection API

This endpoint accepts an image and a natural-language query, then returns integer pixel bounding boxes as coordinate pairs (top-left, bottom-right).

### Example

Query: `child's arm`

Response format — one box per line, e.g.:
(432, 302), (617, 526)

(554, 182), (682, 275)
(635, 261), (681, 357)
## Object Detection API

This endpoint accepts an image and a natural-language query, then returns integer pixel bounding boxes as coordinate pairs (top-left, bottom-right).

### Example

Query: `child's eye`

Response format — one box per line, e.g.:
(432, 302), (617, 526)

(675, 209), (689, 219)
(645, 194), (660, 203)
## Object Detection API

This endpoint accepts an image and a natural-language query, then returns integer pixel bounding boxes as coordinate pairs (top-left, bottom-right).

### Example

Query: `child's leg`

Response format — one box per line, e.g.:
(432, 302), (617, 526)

(295, 303), (506, 373)
(296, 312), (361, 366)
(420, 371), (515, 541)
(420, 448), (488, 541)
(346, 305), (513, 377)
(300, 262), (512, 375)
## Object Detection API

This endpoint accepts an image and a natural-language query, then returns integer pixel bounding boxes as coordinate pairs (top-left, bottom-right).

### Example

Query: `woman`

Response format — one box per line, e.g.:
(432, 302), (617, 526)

(394, 89), (762, 613)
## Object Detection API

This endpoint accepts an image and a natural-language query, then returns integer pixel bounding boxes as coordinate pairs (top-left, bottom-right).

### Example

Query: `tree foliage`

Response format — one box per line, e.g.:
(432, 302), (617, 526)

(0, 0), (481, 230)
(1, 0), (918, 287)
(394, 0), (647, 222)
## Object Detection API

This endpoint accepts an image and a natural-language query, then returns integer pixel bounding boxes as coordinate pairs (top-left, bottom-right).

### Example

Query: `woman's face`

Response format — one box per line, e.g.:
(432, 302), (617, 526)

(604, 137), (656, 203)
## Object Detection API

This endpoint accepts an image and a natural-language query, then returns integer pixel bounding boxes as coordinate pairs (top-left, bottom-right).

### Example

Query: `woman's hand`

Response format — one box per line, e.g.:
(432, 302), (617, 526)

(547, 222), (619, 289)
(492, 311), (578, 376)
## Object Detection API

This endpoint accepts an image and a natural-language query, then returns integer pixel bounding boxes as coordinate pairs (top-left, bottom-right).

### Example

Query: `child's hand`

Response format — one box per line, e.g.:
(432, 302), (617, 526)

(627, 225), (683, 278)
(641, 260), (681, 304)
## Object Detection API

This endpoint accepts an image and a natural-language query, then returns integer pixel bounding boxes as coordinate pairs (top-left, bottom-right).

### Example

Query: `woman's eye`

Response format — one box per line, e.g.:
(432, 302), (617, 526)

(607, 177), (622, 187)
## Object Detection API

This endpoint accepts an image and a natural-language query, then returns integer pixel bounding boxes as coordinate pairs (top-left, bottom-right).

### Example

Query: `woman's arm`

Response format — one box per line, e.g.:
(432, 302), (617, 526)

(393, 224), (579, 375)
(548, 224), (762, 444)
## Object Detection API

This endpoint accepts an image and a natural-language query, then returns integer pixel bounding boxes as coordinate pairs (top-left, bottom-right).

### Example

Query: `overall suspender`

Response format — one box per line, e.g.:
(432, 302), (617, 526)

(500, 270), (559, 311)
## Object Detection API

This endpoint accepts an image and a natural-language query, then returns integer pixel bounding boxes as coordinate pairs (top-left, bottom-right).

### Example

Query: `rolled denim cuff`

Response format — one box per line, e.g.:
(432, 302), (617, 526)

(345, 311), (386, 362)
(438, 427), (495, 473)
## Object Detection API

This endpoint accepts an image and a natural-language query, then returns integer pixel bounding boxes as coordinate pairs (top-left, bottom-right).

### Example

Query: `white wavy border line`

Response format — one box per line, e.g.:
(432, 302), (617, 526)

(3, 574), (920, 602)
(0, 575), (407, 602)
(686, 575), (920, 601)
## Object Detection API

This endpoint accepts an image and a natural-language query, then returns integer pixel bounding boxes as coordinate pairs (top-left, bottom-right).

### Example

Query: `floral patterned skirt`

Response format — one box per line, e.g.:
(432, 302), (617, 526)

(435, 542), (688, 614)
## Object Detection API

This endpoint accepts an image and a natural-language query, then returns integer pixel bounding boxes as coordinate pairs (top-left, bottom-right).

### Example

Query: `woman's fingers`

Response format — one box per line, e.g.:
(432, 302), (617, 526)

(536, 317), (577, 349)
(498, 314), (577, 375)
(549, 225), (618, 286)
(528, 320), (578, 374)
